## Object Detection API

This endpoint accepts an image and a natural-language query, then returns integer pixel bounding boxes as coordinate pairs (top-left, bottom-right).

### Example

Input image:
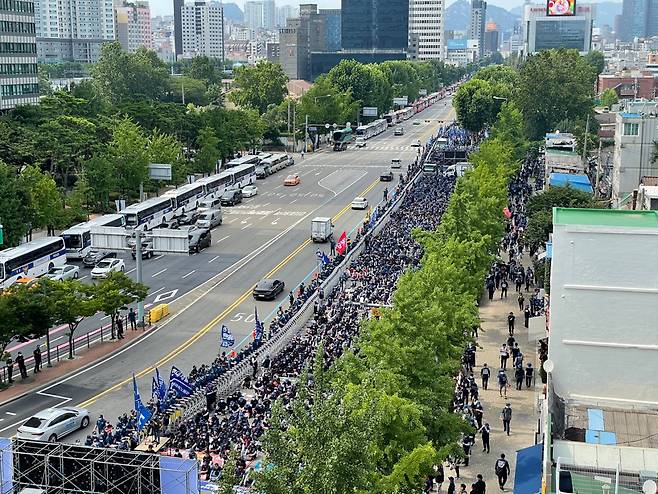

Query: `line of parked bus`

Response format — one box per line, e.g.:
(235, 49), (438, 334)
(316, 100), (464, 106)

(355, 119), (388, 140)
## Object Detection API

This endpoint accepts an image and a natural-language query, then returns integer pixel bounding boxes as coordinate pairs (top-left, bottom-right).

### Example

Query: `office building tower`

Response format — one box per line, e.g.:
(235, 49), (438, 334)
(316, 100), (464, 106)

(180, 0), (224, 61)
(408, 0), (444, 60)
(262, 0), (276, 29)
(483, 21), (499, 55)
(318, 8), (340, 51)
(245, 1), (263, 31)
(341, 0), (408, 51)
(115, 1), (152, 52)
(468, 0), (486, 58)
(279, 3), (325, 80)
(173, 0), (183, 56)
(35, 0), (116, 62)
(523, 2), (594, 54)
(0, 0), (39, 109)
(276, 4), (294, 27)
(617, 0), (658, 41)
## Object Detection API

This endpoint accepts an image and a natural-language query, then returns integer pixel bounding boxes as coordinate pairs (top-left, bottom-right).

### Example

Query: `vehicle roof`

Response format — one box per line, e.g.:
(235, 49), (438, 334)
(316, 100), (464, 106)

(0, 237), (64, 261)
(353, 197), (366, 201)
(199, 209), (221, 215)
(256, 279), (279, 287)
(61, 214), (124, 234)
(120, 196), (171, 213)
(31, 407), (81, 420)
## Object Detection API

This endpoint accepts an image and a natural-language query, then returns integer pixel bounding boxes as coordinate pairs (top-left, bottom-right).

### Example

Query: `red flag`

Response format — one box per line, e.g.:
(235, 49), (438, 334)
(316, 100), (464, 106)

(503, 207), (512, 219)
(336, 231), (347, 255)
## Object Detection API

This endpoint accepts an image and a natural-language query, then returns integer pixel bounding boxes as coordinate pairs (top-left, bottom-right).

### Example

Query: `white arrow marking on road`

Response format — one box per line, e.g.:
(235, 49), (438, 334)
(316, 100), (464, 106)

(241, 219), (248, 224)
(152, 268), (167, 278)
(181, 270), (196, 279)
(208, 256), (220, 263)
(153, 289), (179, 304)
(271, 219), (279, 225)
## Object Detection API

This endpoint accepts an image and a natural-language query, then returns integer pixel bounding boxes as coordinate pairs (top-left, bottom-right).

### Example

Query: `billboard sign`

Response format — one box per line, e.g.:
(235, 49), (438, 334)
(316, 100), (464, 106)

(546, 0), (575, 16)
(362, 107), (378, 117)
(393, 97), (408, 106)
(419, 89), (428, 96)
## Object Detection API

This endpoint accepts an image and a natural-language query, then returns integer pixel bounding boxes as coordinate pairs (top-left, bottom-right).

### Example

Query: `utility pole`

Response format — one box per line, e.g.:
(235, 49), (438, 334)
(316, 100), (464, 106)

(304, 114), (309, 154)
(182, 81), (186, 105)
(595, 140), (602, 199)
(135, 232), (145, 327)
(293, 104), (297, 152)
(582, 113), (590, 164)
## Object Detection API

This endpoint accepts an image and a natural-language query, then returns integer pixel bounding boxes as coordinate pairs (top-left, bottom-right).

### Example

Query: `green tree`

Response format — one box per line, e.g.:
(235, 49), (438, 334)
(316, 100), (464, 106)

(381, 60), (421, 103)
(20, 166), (64, 232)
(472, 64), (520, 88)
(185, 55), (219, 85)
(0, 161), (31, 246)
(194, 126), (220, 175)
(166, 76), (208, 106)
(584, 50), (605, 76)
(10, 282), (57, 363)
(46, 280), (98, 359)
(84, 156), (116, 210)
(38, 66), (53, 96)
(92, 272), (148, 339)
(600, 88), (618, 108)
(218, 449), (241, 494)
(328, 60), (393, 115)
(147, 130), (186, 186)
(106, 117), (150, 197)
(515, 49), (596, 139)
(297, 75), (359, 132)
(452, 79), (497, 133)
(229, 61), (288, 114)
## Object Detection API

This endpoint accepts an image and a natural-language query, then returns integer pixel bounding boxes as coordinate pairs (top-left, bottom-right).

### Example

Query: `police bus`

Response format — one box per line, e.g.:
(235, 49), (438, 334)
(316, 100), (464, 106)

(120, 196), (176, 231)
(164, 182), (206, 217)
(229, 163), (257, 189)
(0, 237), (67, 289)
(225, 155), (260, 169)
(60, 214), (125, 259)
(197, 172), (234, 199)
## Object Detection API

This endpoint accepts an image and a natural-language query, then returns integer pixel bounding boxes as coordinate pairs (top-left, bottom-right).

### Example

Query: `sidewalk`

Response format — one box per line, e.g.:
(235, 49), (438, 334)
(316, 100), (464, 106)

(452, 262), (540, 492)
(0, 325), (154, 407)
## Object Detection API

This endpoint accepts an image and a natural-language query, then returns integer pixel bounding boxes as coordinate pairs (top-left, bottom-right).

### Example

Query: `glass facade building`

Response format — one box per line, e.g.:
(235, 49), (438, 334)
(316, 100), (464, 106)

(341, 0), (408, 51)
(0, 0), (38, 109)
(534, 19), (587, 51)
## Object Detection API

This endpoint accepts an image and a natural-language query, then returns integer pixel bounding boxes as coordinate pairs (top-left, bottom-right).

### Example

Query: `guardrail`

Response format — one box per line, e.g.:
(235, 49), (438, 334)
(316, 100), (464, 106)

(164, 154), (431, 432)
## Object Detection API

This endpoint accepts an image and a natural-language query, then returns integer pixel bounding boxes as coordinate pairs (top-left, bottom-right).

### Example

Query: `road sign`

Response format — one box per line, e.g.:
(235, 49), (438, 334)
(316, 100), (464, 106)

(148, 163), (172, 181)
(362, 107), (378, 117)
(393, 97), (408, 106)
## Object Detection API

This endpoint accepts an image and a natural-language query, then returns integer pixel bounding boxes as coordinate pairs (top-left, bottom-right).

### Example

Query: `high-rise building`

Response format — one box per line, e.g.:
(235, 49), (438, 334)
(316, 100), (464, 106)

(262, 0), (276, 29)
(245, 1), (263, 31)
(468, 0), (486, 58)
(35, 0), (116, 63)
(279, 4), (325, 80)
(173, 0), (183, 56)
(617, 0), (658, 41)
(1, 0), (39, 109)
(276, 4), (294, 27)
(483, 21), (499, 55)
(115, 1), (153, 52)
(318, 8), (340, 51)
(408, 0), (444, 60)
(180, 0), (224, 61)
(341, 0), (408, 51)
(523, 2), (594, 54)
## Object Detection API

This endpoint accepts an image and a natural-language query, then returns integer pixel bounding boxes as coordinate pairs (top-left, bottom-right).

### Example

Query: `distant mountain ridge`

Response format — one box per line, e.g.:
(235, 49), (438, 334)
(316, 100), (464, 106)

(223, 3), (244, 23)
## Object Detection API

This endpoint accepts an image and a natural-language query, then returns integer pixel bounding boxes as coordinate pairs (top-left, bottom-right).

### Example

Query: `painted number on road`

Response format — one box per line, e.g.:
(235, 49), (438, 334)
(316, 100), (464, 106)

(230, 312), (256, 323)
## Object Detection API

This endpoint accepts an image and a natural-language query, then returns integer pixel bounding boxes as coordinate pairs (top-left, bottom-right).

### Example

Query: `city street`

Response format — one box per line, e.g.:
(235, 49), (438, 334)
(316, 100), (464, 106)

(0, 99), (455, 440)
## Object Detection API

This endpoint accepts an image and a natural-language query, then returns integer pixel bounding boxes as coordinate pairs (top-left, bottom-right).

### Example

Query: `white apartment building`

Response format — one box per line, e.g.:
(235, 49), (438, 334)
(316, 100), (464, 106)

(35, 0), (116, 62)
(244, 1), (262, 32)
(0, 0), (40, 109)
(180, 0), (224, 61)
(114, 0), (152, 52)
(468, 0), (486, 58)
(262, 0), (275, 30)
(408, 0), (445, 60)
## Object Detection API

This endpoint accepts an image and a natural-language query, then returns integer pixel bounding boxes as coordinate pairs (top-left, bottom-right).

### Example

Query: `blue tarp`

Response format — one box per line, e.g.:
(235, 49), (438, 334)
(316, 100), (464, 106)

(0, 438), (12, 492)
(587, 409), (605, 431)
(586, 430), (617, 445)
(549, 173), (593, 193)
(514, 443), (543, 494)
(160, 456), (199, 494)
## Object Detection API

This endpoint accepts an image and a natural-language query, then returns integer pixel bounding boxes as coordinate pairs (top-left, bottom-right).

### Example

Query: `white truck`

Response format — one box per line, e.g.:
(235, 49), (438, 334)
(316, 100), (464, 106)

(311, 217), (333, 243)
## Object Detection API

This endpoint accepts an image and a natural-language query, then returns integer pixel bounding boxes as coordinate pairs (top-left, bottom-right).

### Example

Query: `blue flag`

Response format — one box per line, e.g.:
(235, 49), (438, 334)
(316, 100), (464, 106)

(254, 307), (264, 344)
(369, 206), (379, 228)
(321, 252), (331, 265)
(133, 373), (152, 430)
(169, 365), (193, 397)
(220, 325), (235, 348)
(152, 367), (167, 402)
(133, 373), (143, 412)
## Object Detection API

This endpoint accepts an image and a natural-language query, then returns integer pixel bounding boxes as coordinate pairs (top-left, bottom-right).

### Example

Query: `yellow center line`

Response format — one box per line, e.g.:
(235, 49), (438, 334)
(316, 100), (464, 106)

(78, 176), (381, 408)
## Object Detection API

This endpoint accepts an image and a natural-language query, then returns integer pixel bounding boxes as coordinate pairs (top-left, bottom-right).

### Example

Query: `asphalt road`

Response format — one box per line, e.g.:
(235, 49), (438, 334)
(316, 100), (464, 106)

(0, 99), (456, 441)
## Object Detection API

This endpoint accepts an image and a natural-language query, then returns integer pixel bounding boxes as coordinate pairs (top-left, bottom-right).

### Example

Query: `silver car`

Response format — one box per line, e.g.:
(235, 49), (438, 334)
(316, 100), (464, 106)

(17, 406), (90, 442)
(45, 264), (80, 281)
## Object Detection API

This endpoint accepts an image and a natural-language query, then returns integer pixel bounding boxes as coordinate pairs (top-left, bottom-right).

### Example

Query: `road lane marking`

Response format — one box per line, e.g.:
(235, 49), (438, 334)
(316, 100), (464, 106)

(290, 199), (297, 204)
(100, 315), (110, 321)
(147, 287), (166, 298)
(241, 223), (252, 230)
(126, 268), (136, 275)
(79, 276), (87, 281)
(153, 255), (164, 261)
(261, 202), (271, 207)
(216, 235), (230, 244)
(5, 412), (16, 416)
(229, 218), (237, 223)
(152, 268), (167, 278)
(208, 256), (220, 263)
(72, 176), (381, 410)
(181, 270), (196, 279)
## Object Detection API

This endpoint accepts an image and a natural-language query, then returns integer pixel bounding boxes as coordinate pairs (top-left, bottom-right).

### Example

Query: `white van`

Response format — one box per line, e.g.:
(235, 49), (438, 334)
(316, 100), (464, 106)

(197, 197), (222, 214)
(355, 137), (367, 148)
(391, 158), (402, 169)
(195, 209), (223, 229)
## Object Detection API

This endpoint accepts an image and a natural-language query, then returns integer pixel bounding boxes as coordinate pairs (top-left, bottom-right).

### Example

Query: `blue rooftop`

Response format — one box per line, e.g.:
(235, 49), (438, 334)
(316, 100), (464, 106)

(549, 173), (593, 193)
(619, 112), (642, 119)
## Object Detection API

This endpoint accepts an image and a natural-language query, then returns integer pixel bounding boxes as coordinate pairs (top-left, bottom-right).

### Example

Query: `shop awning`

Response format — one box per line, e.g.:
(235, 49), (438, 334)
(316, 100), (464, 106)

(514, 443), (543, 494)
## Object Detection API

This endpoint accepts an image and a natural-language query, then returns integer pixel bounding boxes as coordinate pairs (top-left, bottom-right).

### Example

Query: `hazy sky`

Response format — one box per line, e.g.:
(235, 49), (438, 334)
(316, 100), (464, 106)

(151, 0), (618, 19)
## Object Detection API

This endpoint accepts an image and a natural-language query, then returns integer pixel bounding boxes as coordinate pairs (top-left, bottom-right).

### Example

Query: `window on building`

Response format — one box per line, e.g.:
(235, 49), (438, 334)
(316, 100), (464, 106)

(623, 122), (639, 136)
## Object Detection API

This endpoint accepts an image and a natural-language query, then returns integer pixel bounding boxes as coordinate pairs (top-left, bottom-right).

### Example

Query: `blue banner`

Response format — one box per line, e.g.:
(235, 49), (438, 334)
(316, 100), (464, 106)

(132, 373), (143, 412)
(169, 365), (193, 397)
(369, 206), (379, 228)
(321, 252), (331, 265)
(153, 367), (167, 402)
(220, 325), (235, 348)
(254, 307), (264, 344)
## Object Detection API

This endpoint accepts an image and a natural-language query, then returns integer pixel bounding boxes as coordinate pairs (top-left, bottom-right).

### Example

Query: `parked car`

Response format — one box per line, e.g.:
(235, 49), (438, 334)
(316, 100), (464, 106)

(391, 158), (402, 169)
(197, 197), (222, 214)
(189, 228), (212, 253)
(255, 165), (270, 179)
(17, 407), (90, 442)
(355, 137), (367, 148)
(411, 139), (421, 147)
(394, 127), (404, 136)
(83, 250), (117, 268)
(242, 185), (258, 197)
(284, 174), (300, 186)
(131, 239), (154, 260)
(253, 279), (285, 300)
(44, 264), (80, 281)
(380, 171), (394, 182)
(412, 119), (420, 126)
(351, 197), (369, 210)
(91, 258), (125, 279)
(220, 189), (242, 206)
(178, 210), (200, 226)
(196, 209), (223, 230)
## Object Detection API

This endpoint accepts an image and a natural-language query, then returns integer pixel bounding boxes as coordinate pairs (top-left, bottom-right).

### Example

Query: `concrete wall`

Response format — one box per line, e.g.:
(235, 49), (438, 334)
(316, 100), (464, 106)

(549, 212), (658, 406)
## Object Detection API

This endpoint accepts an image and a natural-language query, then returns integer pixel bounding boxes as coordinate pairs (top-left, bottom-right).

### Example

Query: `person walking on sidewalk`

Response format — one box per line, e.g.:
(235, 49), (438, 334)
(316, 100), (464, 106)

(435, 464), (445, 492)
(497, 370), (508, 398)
(517, 293), (525, 311)
(16, 352), (27, 379)
(495, 454), (511, 491)
(472, 474), (486, 494)
(33, 346), (42, 373)
(128, 308), (137, 330)
(525, 363), (534, 388)
(5, 355), (13, 383)
(514, 365), (524, 390)
(500, 279), (508, 298)
(479, 422), (491, 453)
(480, 363), (491, 390)
(507, 312), (515, 336)
(499, 344), (509, 369)
(117, 316), (124, 340)
(448, 477), (456, 494)
(501, 403), (512, 435)
(524, 305), (531, 328)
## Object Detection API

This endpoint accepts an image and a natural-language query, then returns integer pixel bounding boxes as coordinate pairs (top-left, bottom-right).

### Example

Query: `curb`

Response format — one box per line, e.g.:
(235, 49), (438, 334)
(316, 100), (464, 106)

(0, 324), (159, 409)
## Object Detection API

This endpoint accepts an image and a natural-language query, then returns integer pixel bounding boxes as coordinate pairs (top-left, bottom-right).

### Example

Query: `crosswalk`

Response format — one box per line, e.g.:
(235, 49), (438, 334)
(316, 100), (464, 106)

(363, 145), (414, 151)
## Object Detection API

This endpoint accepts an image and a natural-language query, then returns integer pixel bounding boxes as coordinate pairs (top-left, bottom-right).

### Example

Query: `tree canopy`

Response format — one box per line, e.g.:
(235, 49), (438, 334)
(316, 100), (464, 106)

(229, 61), (288, 114)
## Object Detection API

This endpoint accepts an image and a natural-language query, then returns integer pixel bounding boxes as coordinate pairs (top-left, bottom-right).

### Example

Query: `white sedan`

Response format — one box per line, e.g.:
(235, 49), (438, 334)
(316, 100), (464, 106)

(17, 406), (90, 442)
(242, 185), (258, 198)
(91, 258), (125, 279)
(45, 264), (80, 281)
(351, 197), (369, 210)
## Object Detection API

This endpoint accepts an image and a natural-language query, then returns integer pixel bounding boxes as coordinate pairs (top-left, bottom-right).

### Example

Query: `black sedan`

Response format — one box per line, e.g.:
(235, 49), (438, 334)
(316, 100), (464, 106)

(380, 171), (394, 182)
(253, 279), (285, 300)
(83, 250), (117, 268)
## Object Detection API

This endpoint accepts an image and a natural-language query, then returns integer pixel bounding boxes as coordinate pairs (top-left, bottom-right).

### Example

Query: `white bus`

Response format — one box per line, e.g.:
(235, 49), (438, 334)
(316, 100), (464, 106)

(260, 154), (289, 174)
(164, 182), (206, 217)
(197, 172), (234, 199)
(60, 214), (125, 259)
(225, 155), (260, 169)
(356, 119), (387, 140)
(230, 163), (257, 189)
(120, 196), (175, 231)
(0, 237), (67, 289)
